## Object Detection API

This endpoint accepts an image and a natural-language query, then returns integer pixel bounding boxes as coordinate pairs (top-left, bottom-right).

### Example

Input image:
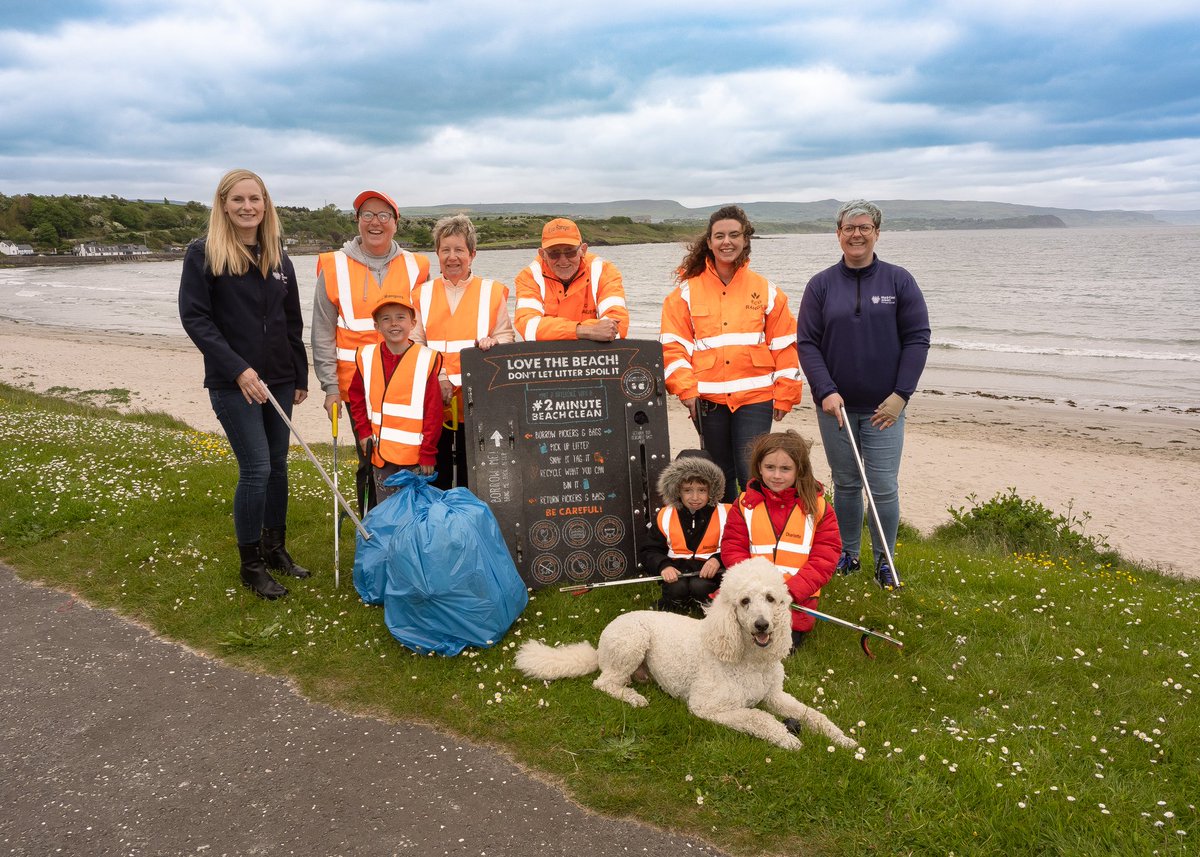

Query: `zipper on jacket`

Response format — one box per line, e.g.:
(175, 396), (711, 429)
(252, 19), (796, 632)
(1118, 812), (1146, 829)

(855, 270), (862, 317)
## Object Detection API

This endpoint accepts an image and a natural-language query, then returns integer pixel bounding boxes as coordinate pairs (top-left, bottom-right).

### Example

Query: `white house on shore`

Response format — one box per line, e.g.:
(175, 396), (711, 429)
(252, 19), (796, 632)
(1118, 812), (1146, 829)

(0, 240), (35, 256)
(74, 242), (153, 258)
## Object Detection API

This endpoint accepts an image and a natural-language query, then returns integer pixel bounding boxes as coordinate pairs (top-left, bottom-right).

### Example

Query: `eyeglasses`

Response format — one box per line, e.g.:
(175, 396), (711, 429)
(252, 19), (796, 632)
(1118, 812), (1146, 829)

(839, 224), (876, 236)
(543, 246), (582, 261)
(358, 211), (394, 223)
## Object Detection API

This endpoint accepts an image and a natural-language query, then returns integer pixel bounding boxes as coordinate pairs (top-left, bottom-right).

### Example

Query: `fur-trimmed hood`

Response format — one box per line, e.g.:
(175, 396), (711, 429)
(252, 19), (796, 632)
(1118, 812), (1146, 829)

(656, 454), (725, 507)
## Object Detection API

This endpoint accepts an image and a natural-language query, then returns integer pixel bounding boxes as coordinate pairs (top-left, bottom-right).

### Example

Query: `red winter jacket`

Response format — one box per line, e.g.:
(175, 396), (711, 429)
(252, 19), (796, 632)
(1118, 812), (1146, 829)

(721, 480), (841, 632)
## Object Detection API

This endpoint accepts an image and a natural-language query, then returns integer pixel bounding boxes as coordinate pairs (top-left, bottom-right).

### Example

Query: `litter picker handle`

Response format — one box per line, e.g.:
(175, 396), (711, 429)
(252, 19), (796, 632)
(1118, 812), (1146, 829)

(265, 389), (370, 540)
(791, 603), (903, 659)
(559, 571), (699, 594)
(839, 404), (902, 588)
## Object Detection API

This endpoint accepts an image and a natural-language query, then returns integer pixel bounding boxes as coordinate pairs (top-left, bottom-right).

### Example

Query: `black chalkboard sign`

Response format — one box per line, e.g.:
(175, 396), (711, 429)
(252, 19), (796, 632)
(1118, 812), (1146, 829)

(461, 340), (671, 589)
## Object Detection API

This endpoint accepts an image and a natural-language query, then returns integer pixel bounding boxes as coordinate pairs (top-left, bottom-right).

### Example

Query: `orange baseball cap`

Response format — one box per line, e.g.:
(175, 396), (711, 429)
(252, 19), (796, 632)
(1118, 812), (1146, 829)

(369, 291), (414, 317)
(541, 217), (582, 248)
(353, 190), (400, 217)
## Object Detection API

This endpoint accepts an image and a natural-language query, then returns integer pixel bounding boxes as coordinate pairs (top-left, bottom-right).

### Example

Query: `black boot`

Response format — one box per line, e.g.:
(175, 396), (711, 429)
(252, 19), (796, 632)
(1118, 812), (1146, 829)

(239, 542), (288, 600)
(261, 526), (311, 579)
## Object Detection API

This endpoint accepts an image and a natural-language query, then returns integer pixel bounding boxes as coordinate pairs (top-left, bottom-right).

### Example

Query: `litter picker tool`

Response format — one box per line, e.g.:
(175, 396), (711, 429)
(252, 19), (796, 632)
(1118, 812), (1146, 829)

(791, 603), (903, 659)
(840, 403), (902, 588)
(332, 403), (342, 586)
(559, 572), (699, 595)
(264, 389), (370, 542)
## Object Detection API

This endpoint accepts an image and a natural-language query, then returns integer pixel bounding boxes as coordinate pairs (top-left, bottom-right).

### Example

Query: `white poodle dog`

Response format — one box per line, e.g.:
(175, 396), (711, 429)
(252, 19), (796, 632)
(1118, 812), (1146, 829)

(515, 558), (856, 750)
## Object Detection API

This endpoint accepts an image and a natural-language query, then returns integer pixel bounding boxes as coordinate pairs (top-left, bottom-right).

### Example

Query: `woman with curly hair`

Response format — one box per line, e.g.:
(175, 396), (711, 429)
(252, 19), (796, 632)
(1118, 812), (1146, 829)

(660, 205), (803, 501)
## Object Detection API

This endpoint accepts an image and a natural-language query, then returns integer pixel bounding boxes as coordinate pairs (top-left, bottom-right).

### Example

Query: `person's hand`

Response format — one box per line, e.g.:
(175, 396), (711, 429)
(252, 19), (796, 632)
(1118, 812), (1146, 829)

(323, 393), (340, 421)
(236, 368), (268, 405)
(358, 438), (370, 455)
(294, 389), (308, 405)
(661, 566), (680, 584)
(871, 392), (906, 429)
(682, 397), (699, 423)
(418, 464), (435, 476)
(772, 408), (787, 422)
(440, 379), (454, 405)
(821, 392), (845, 427)
(577, 318), (619, 341)
(699, 558), (721, 579)
(477, 335), (498, 351)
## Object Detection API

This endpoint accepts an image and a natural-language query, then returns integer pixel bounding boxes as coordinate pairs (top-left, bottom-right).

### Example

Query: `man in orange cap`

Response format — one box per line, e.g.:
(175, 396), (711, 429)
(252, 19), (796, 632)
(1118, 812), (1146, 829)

(312, 190), (431, 512)
(513, 217), (629, 341)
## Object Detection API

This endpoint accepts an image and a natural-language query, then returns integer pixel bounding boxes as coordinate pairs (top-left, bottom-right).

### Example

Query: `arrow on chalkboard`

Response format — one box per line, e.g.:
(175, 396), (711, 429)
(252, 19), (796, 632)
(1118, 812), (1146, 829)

(490, 430), (502, 447)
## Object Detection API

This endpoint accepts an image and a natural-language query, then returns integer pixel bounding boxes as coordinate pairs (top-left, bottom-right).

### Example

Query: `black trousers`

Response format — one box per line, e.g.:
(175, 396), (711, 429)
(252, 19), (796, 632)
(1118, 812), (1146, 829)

(433, 425), (468, 490)
(347, 413), (377, 515)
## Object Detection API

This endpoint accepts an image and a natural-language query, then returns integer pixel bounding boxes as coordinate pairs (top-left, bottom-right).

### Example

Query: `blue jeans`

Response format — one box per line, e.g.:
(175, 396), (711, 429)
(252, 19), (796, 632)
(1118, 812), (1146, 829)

(816, 407), (905, 562)
(699, 399), (774, 503)
(209, 384), (294, 544)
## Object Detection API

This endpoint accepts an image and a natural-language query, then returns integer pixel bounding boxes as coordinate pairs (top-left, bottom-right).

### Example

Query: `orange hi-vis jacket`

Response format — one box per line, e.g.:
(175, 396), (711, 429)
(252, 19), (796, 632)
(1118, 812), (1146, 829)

(660, 261), (802, 412)
(412, 276), (508, 389)
(514, 253), (629, 341)
(357, 342), (438, 467)
(319, 248), (430, 400)
(657, 503), (730, 560)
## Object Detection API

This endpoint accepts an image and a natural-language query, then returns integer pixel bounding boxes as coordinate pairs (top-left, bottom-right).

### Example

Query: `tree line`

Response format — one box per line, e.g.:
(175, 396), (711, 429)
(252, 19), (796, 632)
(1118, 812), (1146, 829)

(0, 194), (701, 254)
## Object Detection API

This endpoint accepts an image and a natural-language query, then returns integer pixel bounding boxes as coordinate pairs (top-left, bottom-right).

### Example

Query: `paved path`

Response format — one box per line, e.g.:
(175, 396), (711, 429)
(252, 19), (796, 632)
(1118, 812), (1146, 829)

(0, 565), (726, 856)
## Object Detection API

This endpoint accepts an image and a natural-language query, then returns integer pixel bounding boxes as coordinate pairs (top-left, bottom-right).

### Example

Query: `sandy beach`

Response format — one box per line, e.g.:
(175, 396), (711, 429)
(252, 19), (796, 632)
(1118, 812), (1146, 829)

(2, 318), (1197, 579)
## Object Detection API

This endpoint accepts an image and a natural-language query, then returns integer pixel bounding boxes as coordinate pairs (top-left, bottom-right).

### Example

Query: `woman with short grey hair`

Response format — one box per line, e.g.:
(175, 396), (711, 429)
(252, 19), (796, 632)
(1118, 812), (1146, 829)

(796, 200), (930, 589)
(411, 214), (515, 490)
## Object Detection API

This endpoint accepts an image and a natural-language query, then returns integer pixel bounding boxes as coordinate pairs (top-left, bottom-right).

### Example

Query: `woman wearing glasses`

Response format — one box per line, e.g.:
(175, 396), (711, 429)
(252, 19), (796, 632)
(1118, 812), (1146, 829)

(660, 205), (803, 502)
(311, 189), (430, 512)
(796, 200), (931, 589)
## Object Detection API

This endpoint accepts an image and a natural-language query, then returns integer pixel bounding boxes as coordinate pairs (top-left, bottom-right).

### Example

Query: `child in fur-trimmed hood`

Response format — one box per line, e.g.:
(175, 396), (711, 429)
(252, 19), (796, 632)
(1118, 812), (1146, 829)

(638, 453), (730, 614)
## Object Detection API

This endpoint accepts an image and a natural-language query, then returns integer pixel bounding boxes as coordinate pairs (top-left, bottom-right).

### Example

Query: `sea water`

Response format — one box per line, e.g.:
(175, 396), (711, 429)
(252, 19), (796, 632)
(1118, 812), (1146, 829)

(2, 227), (1197, 411)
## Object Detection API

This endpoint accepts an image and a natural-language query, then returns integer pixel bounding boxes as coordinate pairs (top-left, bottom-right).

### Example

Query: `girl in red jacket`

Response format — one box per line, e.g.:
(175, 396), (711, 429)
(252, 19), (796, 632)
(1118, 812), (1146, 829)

(721, 430), (841, 652)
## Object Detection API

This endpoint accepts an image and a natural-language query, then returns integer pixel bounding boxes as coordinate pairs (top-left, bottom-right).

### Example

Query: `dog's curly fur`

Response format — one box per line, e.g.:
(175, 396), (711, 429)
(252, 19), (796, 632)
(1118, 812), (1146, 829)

(515, 558), (857, 750)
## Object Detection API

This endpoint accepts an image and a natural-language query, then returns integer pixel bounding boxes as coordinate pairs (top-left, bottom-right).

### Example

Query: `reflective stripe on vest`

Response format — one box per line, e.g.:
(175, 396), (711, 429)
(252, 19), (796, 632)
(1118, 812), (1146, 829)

(326, 249), (422, 398)
(671, 274), (782, 398)
(333, 250), (419, 333)
(520, 258), (617, 341)
(417, 277), (500, 386)
(741, 496), (826, 581)
(658, 504), (729, 560)
(360, 343), (434, 466)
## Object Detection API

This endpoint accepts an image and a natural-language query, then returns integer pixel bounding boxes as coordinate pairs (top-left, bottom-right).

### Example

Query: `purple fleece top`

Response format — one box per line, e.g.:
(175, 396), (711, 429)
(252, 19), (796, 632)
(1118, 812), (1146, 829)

(796, 256), (930, 413)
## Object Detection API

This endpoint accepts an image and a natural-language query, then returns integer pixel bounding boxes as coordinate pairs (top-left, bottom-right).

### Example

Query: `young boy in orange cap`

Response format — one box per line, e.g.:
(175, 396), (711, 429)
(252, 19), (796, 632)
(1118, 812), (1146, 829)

(346, 292), (443, 502)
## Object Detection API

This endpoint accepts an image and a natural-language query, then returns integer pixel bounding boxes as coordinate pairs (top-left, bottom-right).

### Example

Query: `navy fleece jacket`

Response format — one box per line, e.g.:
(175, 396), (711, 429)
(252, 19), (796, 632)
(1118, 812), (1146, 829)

(796, 256), (930, 412)
(178, 239), (308, 391)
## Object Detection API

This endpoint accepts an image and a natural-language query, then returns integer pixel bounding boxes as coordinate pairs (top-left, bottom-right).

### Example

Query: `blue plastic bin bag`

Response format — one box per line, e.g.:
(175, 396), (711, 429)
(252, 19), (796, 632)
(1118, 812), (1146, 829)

(353, 470), (528, 655)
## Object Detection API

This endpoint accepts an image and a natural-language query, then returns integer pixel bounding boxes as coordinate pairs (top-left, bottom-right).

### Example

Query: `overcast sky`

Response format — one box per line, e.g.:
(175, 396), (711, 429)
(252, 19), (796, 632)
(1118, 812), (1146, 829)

(2, 1), (1198, 211)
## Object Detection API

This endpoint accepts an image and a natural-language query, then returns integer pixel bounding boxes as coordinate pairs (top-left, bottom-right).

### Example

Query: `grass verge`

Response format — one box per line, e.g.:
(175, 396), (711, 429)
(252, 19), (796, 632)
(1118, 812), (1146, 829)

(1, 384), (1195, 856)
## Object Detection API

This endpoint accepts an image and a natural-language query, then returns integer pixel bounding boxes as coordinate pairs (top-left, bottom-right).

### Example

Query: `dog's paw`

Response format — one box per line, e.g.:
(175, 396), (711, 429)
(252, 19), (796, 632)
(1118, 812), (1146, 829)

(834, 734), (858, 750)
(774, 732), (804, 751)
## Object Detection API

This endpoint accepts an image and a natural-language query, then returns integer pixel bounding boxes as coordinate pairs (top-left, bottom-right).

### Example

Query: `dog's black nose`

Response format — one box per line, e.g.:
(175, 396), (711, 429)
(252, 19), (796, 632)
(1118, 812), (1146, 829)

(754, 618), (770, 633)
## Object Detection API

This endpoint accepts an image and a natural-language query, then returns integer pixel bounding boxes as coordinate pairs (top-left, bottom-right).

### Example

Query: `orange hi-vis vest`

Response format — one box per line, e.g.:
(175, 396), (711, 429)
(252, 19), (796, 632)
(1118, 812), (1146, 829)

(742, 497), (827, 591)
(412, 276), (507, 389)
(657, 503), (730, 560)
(660, 263), (801, 411)
(320, 248), (429, 400)
(357, 342), (437, 467)
(514, 254), (628, 340)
